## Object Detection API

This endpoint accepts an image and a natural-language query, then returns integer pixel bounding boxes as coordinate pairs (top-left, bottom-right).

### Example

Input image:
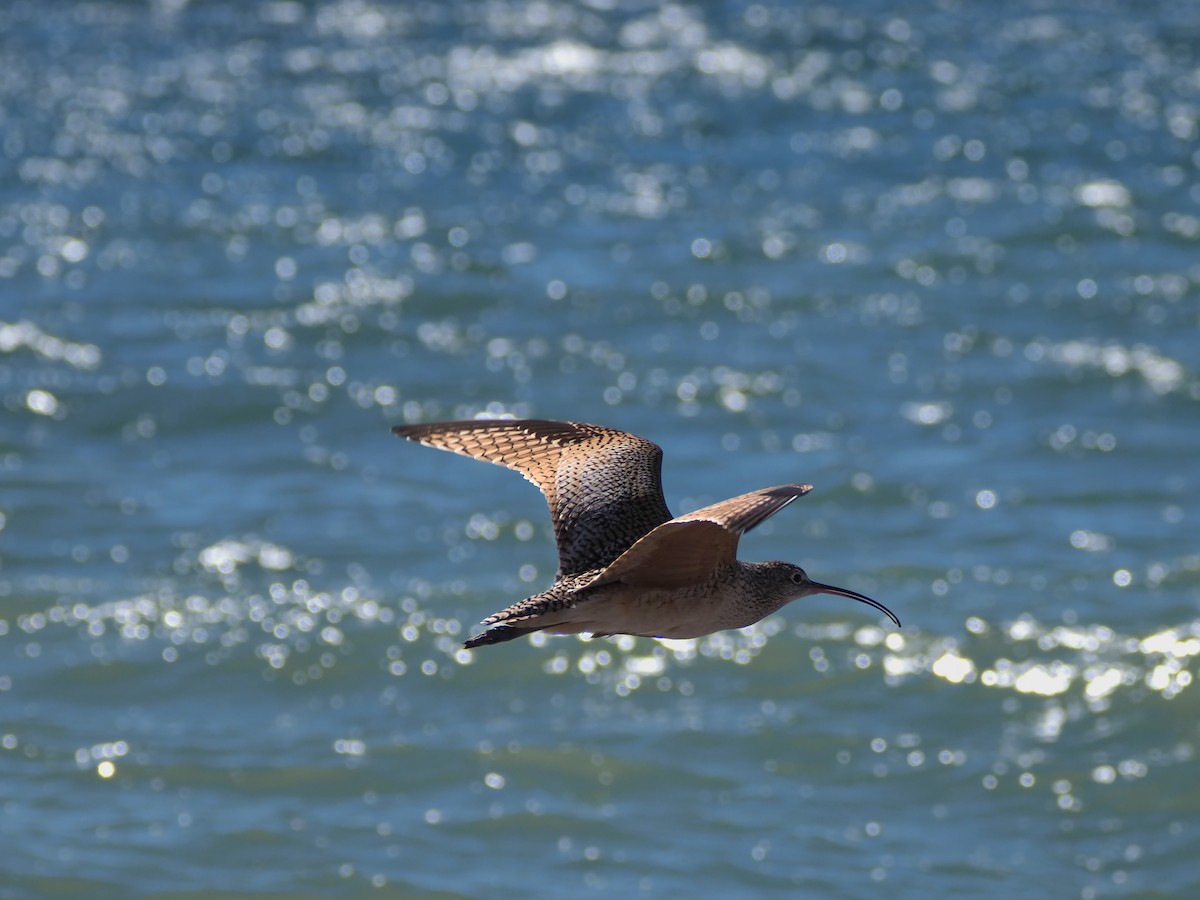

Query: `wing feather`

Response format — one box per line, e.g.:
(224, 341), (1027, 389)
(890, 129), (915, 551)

(393, 419), (673, 574)
(589, 483), (813, 589)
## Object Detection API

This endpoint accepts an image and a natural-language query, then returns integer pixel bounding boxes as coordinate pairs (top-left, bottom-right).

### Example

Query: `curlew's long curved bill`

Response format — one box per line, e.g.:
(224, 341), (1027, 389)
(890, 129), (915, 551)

(810, 581), (901, 628)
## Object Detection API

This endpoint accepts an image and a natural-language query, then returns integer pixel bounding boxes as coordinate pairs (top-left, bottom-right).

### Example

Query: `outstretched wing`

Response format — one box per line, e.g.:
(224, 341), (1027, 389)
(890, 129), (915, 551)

(393, 419), (673, 575)
(587, 484), (813, 589)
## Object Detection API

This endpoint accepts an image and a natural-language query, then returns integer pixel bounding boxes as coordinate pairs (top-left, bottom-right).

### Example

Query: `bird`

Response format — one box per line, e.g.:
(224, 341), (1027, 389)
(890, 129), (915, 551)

(392, 419), (900, 649)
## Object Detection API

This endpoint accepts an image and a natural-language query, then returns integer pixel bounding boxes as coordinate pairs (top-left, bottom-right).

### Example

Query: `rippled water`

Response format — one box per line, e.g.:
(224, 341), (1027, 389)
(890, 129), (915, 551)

(2, 1), (1198, 897)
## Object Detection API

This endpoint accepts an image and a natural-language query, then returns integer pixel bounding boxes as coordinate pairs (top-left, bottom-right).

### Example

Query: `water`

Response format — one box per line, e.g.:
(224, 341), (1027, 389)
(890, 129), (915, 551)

(2, 1), (1198, 896)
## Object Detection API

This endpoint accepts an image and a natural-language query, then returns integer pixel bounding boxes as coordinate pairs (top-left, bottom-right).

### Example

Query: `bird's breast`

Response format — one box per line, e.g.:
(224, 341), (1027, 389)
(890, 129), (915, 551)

(575, 576), (757, 640)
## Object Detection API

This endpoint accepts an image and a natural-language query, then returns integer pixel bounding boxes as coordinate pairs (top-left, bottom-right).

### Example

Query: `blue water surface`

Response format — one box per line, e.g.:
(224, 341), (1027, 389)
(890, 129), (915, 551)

(2, 1), (1198, 897)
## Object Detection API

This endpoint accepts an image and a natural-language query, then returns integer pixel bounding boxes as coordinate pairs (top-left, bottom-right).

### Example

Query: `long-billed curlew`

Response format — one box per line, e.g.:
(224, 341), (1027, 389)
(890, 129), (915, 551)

(393, 419), (900, 649)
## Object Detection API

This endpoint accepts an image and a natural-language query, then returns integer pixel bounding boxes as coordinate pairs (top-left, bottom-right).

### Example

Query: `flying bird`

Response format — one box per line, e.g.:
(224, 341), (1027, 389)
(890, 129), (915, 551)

(393, 419), (899, 649)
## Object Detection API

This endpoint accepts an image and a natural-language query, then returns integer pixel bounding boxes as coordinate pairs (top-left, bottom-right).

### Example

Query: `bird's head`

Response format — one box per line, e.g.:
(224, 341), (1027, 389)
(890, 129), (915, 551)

(763, 561), (901, 627)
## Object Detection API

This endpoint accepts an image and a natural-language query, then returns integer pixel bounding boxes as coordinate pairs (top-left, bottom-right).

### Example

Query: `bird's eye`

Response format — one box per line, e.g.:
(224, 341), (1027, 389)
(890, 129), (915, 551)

(791, 571), (805, 584)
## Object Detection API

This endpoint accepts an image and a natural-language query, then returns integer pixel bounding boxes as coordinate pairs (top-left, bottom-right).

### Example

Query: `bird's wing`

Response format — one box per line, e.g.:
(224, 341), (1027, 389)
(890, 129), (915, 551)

(588, 484), (813, 590)
(393, 419), (672, 575)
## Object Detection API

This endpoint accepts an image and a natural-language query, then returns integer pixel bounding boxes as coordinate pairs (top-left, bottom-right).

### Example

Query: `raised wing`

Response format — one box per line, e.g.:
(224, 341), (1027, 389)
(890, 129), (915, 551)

(588, 483), (813, 589)
(392, 419), (673, 575)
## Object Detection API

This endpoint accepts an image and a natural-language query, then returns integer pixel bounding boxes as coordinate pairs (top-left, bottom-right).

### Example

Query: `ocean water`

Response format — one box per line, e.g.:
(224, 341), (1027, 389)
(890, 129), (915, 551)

(2, 0), (1198, 896)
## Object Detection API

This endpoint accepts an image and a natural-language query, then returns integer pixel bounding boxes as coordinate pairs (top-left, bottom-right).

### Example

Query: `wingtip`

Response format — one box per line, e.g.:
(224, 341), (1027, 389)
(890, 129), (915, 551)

(772, 483), (813, 500)
(772, 483), (813, 496)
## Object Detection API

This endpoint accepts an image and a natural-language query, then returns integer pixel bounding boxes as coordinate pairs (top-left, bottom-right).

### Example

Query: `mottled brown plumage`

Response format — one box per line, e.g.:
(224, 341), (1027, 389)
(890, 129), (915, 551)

(392, 419), (900, 649)
(393, 419), (670, 576)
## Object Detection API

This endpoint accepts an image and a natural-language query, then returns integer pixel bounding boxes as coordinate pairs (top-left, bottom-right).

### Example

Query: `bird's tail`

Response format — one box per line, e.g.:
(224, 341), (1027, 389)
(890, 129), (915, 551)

(463, 623), (550, 649)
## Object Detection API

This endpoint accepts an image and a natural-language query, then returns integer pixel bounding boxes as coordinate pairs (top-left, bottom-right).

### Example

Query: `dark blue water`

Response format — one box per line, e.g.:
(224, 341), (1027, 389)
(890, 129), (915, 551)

(2, 1), (1198, 897)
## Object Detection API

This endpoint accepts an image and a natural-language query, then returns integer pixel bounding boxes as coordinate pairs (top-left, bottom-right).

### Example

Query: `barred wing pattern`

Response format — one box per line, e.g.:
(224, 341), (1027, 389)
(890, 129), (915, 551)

(392, 419), (673, 575)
